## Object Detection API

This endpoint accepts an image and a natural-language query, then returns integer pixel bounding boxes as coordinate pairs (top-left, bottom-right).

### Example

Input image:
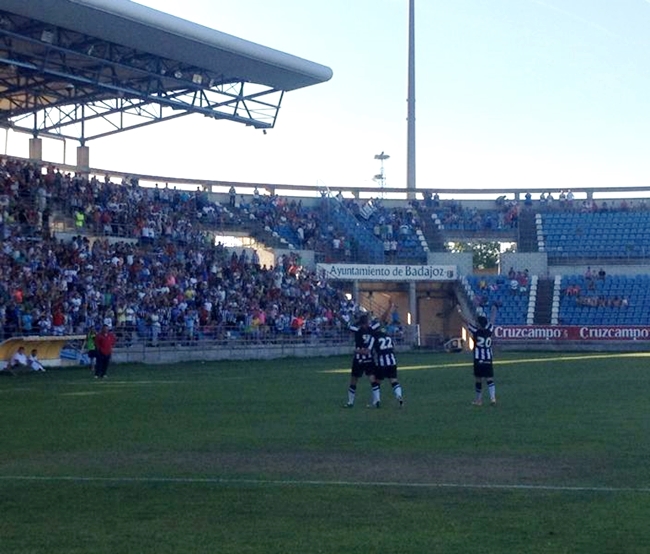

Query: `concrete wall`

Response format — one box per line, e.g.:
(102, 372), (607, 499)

(500, 252), (548, 277)
(114, 342), (356, 365)
(418, 294), (463, 346)
(428, 252), (473, 276)
(110, 335), (650, 366)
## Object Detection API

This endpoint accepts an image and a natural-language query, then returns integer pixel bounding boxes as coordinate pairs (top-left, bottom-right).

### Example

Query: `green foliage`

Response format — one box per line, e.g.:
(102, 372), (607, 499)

(448, 240), (501, 269)
(1, 352), (650, 553)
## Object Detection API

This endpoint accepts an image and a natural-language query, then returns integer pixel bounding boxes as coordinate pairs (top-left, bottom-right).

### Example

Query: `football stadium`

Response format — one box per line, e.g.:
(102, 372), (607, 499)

(1, 2), (650, 553)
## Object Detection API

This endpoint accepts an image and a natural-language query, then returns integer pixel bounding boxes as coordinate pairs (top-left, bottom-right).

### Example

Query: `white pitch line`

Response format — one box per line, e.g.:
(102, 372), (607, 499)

(0, 475), (649, 493)
(323, 352), (650, 374)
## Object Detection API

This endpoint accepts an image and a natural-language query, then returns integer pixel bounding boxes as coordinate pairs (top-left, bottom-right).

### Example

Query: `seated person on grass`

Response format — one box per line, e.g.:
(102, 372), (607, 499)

(8, 346), (29, 374)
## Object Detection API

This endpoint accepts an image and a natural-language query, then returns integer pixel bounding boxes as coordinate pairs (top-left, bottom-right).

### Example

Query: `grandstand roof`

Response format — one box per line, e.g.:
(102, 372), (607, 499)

(0, 0), (333, 140)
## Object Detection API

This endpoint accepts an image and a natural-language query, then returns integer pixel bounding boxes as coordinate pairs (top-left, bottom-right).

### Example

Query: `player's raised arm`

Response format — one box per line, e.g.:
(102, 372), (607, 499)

(456, 303), (473, 326)
(379, 301), (393, 326)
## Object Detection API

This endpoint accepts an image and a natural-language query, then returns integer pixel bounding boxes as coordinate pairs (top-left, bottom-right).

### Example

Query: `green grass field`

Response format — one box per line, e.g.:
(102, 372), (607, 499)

(2, 350), (650, 554)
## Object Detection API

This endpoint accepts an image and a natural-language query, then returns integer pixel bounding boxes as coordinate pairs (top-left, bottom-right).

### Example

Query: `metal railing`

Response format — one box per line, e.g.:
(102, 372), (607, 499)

(92, 324), (424, 364)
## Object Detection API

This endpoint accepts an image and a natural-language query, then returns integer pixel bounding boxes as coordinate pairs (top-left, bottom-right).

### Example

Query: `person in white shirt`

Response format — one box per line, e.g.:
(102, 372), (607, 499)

(9, 346), (28, 371)
(28, 349), (46, 372)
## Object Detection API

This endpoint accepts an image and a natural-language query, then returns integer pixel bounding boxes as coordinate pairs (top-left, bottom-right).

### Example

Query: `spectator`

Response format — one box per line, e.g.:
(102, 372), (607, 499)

(94, 324), (116, 379)
(28, 349), (46, 372)
(517, 269), (529, 293)
(84, 326), (97, 371)
(9, 346), (28, 372)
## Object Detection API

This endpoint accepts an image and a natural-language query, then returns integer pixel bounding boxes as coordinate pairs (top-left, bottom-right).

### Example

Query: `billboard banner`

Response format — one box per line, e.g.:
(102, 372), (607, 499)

(317, 263), (458, 282)
(495, 326), (650, 341)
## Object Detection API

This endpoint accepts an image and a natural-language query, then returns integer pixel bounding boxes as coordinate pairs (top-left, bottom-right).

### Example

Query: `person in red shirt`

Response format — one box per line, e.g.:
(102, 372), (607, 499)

(94, 324), (117, 379)
(52, 307), (65, 335)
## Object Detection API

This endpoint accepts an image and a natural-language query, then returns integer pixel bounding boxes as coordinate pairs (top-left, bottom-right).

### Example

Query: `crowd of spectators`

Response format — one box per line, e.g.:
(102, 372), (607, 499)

(5, 153), (648, 348)
(574, 295), (628, 308)
(238, 193), (312, 249)
(562, 267), (629, 309)
(0, 231), (361, 345)
(0, 158), (364, 345)
(227, 186), (650, 262)
(210, 188), (363, 263)
(471, 268), (529, 310)
(525, 189), (650, 214)
(349, 197), (426, 262)
(227, 191), (429, 263)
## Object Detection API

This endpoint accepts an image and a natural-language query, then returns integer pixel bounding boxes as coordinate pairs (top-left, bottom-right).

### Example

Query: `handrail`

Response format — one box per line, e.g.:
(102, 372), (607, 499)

(10, 154), (650, 200)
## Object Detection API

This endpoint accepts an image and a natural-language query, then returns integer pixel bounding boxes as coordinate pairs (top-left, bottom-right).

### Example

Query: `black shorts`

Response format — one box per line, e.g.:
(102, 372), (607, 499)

(351, 359), (375, 379)
(374, 364), (397, 381)
(473, 360), (494, 379)
(87, 349), (97, 359)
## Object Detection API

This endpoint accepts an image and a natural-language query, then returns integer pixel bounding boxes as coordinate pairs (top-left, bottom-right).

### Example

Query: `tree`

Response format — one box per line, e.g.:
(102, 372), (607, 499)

(448, 241), (501, 270)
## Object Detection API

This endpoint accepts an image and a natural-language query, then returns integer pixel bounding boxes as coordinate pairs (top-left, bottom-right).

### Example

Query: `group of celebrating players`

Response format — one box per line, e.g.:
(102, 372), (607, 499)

(344, 300), (498, 408)
(344, 309), (404, 409)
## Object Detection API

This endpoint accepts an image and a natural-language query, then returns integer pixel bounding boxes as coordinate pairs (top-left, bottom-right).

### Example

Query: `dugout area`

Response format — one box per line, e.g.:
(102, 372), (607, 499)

(0, 335), (86, 370)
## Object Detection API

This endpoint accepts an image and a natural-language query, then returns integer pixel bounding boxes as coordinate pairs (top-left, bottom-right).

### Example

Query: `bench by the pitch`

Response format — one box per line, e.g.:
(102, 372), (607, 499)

(0, 335), (86, 371)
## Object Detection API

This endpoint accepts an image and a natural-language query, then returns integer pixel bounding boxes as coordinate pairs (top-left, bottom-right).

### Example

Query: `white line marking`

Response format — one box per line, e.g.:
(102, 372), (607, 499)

(323, 352), (650, 374)
(0, 475), (648, 493)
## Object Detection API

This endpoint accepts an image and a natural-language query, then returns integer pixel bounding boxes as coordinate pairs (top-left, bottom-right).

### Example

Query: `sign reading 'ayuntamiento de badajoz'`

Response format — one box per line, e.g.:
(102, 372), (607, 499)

(317, 264), (458, 281)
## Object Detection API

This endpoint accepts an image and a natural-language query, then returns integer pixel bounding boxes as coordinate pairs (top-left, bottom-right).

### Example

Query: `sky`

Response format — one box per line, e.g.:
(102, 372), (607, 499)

(8, 0), (650, 195)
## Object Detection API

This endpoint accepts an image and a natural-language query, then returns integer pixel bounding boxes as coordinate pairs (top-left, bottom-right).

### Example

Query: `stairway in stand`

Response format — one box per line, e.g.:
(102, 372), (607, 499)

(421, 221), (447, 252)
(517, 208), (538, 253)
(534, 278), (554, 325)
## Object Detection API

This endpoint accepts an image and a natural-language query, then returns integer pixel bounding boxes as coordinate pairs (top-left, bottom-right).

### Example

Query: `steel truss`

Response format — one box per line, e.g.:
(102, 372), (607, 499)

(0, 11), (284, 143)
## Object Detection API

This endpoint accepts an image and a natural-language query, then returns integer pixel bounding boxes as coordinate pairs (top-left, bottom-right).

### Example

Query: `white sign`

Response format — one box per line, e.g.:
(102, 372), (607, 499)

(317, 264), (458, 281)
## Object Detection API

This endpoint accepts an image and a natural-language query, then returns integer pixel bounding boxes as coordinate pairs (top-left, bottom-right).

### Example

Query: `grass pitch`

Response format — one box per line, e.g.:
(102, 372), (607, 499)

(1, 351), (650, 553)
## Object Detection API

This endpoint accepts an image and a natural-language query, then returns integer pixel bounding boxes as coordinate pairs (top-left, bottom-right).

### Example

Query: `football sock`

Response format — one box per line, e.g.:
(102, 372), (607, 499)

(347, 384), (356, 405)
(391, 381), (403, 399)
(372, 383), (381, 405)
(475, 381), (482, 400)
(487, 379), (496, 401)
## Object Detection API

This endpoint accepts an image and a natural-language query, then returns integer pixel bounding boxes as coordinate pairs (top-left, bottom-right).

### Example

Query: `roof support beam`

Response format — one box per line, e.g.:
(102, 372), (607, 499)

(0, 19), (285, 142)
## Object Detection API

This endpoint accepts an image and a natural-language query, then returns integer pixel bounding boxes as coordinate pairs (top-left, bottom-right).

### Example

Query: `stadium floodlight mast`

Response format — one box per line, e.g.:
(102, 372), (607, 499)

(406, 0), (416, 200)
(373, 151), (390, 197)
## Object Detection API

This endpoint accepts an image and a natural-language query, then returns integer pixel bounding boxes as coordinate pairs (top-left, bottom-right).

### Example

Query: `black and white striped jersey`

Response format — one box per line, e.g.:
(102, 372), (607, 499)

(372, 329), (397, 368)
(467, 322), (495, 362)
(349, 322), (377, 362)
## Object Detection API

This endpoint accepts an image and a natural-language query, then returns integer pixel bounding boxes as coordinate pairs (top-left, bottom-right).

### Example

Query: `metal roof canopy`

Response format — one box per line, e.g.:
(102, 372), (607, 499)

(0, 0), (332, 143)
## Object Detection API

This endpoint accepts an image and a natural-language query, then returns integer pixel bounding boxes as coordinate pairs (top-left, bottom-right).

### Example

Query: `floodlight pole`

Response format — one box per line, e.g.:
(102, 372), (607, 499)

(406, 0), (416, 200)
(406, 0), (418, 329)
